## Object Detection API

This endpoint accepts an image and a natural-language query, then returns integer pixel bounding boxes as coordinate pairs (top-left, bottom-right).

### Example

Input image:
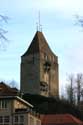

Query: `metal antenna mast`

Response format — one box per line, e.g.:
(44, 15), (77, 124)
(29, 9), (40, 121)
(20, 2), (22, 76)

(38, 11), (40, 31)
(36, 11), (42, 32)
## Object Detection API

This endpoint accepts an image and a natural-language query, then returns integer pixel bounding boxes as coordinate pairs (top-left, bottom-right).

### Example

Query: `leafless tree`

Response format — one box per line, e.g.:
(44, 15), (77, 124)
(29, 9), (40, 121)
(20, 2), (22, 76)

(0, 14), (9, 49)
(66, 73), (83, 105)
(8, 80), (18, 88)
(76, 73), (83, 104)
(66, 74), (75, 104)
(75, 15), (83, 28)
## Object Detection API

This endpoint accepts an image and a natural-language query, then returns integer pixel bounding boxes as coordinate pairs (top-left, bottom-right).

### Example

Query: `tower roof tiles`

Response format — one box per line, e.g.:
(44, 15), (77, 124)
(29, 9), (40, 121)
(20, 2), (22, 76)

(40, 114), (83, 125)
(22, 31), (55, 57)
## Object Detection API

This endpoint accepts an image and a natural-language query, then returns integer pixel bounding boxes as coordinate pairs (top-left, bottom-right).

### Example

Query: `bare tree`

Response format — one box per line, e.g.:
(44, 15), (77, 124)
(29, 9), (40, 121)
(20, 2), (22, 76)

(8, 80), (18, 88)
(0, 14), (9, 49)
(76, 73), (83, 104)
(66, 73), (83, 105)
(75, 15), (83, 28)
(66, 74), (75, 104)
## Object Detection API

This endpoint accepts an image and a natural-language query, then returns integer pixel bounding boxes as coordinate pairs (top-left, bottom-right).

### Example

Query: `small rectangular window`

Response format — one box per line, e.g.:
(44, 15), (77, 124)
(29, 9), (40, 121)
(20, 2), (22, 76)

(2, 101), (4, 108)
(20, 115), (24, 123)
(0, 100), (8, 109)
(4, 116), (10, 123)
(14, 116), (18, 123)
(0, 116), (3, 123)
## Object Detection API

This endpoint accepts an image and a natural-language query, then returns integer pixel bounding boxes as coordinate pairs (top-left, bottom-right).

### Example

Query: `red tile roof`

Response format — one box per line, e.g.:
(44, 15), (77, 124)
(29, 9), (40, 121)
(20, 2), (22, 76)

(0, 82), (18, 96)
(40, 114), (83, 125)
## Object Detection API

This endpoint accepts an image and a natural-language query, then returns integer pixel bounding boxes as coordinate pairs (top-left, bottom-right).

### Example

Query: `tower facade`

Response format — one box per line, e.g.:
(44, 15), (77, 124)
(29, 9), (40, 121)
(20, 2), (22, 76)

(20, 31), (59, 97)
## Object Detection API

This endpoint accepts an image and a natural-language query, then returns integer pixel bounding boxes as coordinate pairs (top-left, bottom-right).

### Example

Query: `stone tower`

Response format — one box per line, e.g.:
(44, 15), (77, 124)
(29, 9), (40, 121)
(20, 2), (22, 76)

(20, 31), (59, 97)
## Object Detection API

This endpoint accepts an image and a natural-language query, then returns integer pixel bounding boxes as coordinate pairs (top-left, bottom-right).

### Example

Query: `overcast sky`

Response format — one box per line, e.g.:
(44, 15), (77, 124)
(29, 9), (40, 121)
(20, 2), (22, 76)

(0, 0), (83, 95)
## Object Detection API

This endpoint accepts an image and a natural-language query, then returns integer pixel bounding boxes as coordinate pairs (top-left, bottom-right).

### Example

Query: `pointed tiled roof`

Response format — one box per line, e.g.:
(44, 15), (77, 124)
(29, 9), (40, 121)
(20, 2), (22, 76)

(22, 31), (54, 56)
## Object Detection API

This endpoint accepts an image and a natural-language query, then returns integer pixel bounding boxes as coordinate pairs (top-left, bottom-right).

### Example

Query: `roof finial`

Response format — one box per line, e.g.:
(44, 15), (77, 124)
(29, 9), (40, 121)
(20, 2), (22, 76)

(36, 22), (38, 31)
(36, 11), (42, 32)
(38, 11), (40, 31)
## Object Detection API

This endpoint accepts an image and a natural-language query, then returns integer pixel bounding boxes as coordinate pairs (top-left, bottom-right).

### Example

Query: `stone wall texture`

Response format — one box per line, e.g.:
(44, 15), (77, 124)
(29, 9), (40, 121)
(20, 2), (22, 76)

(20, 31), (59, 97)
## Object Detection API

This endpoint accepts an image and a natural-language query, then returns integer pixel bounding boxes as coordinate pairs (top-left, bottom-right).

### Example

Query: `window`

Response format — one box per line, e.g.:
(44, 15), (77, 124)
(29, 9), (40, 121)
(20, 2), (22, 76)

(0, 100), (8, 109)
(0, 116), (10, 125)
(14, 116), (18, 123)
(4, 116), (10, 123)
(0, 116), (3, 123)
(20, 115), (24, 123)
(40, 82), (48, 92)
(14, 115), (24, 125)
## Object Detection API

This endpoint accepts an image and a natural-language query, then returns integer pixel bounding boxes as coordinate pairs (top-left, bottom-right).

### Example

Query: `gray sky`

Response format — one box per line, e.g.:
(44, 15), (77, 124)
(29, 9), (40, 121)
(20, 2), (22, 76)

(0, 0), (83, 95)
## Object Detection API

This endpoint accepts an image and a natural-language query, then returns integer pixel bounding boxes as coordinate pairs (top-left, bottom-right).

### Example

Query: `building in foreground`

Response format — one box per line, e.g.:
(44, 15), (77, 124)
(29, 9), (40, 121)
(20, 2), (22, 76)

(0, 95), (41, 125)
(21, 31), (59, 97)
(0, 82), (19, 96)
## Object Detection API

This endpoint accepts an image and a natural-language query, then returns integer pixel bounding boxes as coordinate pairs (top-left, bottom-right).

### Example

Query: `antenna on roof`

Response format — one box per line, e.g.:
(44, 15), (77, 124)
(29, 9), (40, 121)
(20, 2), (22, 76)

(36, 22), (38, 31)
(36, 11), (42, 32)
(38, 11), (40, 31)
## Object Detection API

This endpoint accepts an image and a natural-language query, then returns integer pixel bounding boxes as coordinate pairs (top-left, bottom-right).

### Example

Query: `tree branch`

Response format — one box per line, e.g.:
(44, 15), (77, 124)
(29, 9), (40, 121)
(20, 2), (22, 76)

(0, 14), (9, 49)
